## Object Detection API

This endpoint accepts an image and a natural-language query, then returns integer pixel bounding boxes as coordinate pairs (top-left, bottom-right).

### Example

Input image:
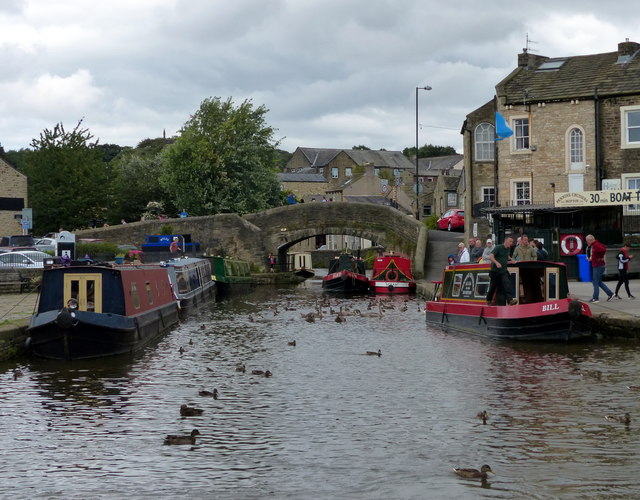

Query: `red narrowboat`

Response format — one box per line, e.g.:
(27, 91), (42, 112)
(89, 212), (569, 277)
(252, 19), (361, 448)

(425, 260), (593, 341)
(369, 253), (416, 294)
(322, 253), (369, 293)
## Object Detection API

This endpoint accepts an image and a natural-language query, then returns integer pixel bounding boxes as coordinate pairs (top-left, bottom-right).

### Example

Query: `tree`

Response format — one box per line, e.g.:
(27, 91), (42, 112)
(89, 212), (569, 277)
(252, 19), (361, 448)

(160, 97), (281, 215)
(352, 145), (370, 150)
(23, 120), (106, 233)
(403, 144), (457, 159)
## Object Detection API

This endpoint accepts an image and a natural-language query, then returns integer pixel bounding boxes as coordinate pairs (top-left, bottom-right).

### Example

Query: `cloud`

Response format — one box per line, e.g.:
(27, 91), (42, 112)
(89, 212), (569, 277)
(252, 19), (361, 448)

(0, 0), (639, 153)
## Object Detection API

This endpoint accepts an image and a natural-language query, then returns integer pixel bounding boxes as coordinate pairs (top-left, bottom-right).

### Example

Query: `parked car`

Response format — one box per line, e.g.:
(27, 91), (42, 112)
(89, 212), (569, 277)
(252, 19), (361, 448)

(0, 250), (51, 268)
(0, 234), (35, 253)
(34, 237), (56, 253)
(436, 209), (465, 231)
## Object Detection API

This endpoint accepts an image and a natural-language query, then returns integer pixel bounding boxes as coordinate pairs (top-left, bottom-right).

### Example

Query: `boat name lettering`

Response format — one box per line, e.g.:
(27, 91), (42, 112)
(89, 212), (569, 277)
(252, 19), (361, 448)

(541, 304), (559, 312)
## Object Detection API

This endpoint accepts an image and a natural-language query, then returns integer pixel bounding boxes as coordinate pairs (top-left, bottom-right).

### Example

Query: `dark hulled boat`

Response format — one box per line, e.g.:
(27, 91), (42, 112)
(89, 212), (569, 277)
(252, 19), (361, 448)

(369, 252), (416, 294)
(425, 260), (593, 341)
(163, 256), (216, 310)
(322, 253), (369, 293)
(28, 263), (182, 360)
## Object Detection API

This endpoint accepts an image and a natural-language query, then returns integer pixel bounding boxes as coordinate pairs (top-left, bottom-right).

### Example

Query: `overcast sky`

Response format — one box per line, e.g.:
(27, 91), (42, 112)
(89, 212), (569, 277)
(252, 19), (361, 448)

(1, 1), (639, 155)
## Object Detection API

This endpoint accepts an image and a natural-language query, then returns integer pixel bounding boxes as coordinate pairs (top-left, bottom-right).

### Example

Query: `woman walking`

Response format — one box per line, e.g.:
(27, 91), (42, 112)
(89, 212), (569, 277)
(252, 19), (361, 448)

(614, 243), (635, 299)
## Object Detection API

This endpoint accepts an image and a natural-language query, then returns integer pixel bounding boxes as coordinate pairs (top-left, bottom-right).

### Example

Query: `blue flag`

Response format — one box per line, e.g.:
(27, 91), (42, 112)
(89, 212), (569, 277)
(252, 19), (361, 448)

(495, 112), (513, 141)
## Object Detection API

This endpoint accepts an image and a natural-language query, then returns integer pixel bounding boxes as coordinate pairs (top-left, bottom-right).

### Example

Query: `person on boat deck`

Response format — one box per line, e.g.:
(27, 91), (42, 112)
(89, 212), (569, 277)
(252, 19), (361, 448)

(486, 236), (517, 306)
(481, 239), (494, 263)
(467, 237), (476, 253)
(512, 234), (537, 261)
(509, 236), (521, 258)
(614, 242), (635, 299)
(447, 254), (456, 265)
(536, 241), (548, 260)
(585, 234), (614, 303)
(169, 236), (181, 253)
(457, 242), (470, 263)
(470, 239), (484, 262)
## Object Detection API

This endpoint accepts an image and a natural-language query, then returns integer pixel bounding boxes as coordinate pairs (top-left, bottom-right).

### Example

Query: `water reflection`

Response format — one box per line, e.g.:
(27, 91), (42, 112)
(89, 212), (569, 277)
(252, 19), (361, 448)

(2, 280), (640, 498)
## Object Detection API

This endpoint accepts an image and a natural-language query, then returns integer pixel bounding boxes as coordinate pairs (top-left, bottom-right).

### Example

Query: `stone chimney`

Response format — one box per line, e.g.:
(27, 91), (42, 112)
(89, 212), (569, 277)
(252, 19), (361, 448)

(517, 50), (548, 69)
(618, 39), (640, 57)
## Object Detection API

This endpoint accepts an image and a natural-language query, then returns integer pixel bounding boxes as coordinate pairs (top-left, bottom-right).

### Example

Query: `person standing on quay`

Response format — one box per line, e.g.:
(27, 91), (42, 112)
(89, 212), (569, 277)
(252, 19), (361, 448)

(585, 234), (613, 303)
(614, 242), (635, 299)
(486, 236), (517, 306)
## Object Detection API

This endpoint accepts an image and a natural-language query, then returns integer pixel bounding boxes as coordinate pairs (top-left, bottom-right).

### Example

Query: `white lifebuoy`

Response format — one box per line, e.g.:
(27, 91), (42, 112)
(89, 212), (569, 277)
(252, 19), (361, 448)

(560, 234), (583, 256)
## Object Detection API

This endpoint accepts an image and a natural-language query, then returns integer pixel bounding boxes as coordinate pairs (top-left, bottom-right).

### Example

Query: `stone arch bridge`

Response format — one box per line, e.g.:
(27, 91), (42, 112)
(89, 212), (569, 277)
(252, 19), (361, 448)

(77, 202), (429, 277)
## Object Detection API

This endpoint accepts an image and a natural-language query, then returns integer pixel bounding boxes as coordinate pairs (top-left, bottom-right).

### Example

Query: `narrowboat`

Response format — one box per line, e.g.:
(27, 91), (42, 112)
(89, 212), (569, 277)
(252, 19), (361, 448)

(322, 253), (369, 293)
(369, 252), (416, 294)
(206, 256), (257, 296)
(425, 260), (593, 341)
(163, 256), (216, 310)
(27, 264), (181, 360)
(286, 252), (315, 279)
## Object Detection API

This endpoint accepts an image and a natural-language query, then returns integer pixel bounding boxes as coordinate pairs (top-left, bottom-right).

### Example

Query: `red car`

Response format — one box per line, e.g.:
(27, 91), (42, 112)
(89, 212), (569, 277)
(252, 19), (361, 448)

(437, 209), (465, 231)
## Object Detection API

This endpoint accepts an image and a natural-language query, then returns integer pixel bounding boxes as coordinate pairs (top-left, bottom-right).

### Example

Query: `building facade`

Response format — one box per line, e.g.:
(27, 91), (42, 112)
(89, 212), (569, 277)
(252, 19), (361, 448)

(464, 40), (640, 275)
(0, 157), (28, 236)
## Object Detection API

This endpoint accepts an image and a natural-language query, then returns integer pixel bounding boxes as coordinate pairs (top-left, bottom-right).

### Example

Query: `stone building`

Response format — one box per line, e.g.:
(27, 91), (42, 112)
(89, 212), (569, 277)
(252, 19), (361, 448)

(414, 154), (463, 217)
(0, 157), (28, 236)
(463, 39), (640, 274)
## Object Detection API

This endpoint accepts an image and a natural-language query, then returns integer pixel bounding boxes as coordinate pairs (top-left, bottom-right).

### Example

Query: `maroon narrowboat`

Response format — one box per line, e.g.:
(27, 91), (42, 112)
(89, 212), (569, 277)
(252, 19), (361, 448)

(369, 253), (416, 294)
(322, 253), (369, 293)
(28, 264), (181, 360)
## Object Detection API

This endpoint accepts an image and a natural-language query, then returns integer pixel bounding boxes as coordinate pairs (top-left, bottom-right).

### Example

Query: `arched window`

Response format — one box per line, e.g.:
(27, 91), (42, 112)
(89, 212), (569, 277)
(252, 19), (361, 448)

(474, 123), (495, 161)
(569, 127), (584, 170)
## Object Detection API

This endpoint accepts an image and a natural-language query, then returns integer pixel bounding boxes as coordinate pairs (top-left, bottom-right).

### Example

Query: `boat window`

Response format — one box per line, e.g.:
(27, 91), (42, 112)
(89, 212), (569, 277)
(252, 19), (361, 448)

(131, 282), (140, 309)
(546, 268), (559, 300)
(474, 273), (490, 297)
(452, 274), (463, 296)
(145, 281), (153, 305)
(176, 270), (189, 293)
(63, 274), (102, 313)
(509, 269), (519, 301)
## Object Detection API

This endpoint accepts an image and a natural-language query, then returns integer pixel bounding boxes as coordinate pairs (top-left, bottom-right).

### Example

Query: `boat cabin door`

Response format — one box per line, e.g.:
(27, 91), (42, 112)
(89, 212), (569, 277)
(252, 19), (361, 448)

(63, 274), (103, 313)
(544, 267), (559, 301)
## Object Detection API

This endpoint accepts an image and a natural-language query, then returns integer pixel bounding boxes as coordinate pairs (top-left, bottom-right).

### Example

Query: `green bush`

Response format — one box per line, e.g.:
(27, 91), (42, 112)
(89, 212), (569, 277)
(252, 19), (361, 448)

(424, 214), (439, 230)
(76, 241), (120, 259)
(161, 224), (174, 235)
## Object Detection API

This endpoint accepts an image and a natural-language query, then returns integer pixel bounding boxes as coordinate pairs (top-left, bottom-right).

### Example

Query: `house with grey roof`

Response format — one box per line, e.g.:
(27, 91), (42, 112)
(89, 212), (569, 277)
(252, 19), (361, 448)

(463, 39), (640, 273)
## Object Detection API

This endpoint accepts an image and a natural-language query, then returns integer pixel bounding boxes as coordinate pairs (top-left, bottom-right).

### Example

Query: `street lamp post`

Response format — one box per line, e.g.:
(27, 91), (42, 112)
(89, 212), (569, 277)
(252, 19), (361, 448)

(415, 85), (432, 219)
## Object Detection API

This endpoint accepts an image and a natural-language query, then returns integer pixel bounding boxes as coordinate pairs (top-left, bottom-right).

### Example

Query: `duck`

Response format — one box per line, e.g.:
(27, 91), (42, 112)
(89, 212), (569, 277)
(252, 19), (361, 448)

(164, 429), (200, 445)
(180, 404), (204, 416)
(627, 385), (640, 391)
(605, 412), (631, 424)
(178, 346), (185, 355)
(13, 368), (23, 380)
(188, 339), (194, 345)
(366, 349), (382, 357)
(335, 314), (346, 323)
(453, 464), (494, 479)
(199, 388), (219, 399)
(265, 370), (272, 378)
(477, 410), (489, 424)
(235, 363), (246, 373)
(288, 340), (296, 346)
(252, 370), (265, 375)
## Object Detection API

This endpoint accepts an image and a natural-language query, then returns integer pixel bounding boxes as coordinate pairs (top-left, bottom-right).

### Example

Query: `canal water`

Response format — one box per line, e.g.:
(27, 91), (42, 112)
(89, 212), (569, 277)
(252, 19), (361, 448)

(2, 277), (640, 499)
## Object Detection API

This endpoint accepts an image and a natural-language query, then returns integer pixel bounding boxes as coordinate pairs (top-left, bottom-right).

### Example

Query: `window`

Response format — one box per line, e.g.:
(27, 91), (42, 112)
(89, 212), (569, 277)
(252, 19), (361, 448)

(568, 127), (584, 170)
(481, 186), (495, 206)
(374, 168), (380, 176)
(512, 180), (531, 205)
(345, 167), (352, 177)
(621, 105), (640, 148)
(393, 168), (400, 177)
(318, 168), (324, 174)
(474, 123), (495, 161)
(513, 118), (530, 150)
(568, 174), (584, 193)
(331, 167), (339, 178)
(447, 192), (457, 207)
(422, 205), (432, 217)
(622, 173), (640, 214)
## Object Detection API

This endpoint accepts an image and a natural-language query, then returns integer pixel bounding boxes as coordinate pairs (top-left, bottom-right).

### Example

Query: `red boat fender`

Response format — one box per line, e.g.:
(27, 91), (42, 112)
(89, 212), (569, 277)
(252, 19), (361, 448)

(385, 269), (398, 281)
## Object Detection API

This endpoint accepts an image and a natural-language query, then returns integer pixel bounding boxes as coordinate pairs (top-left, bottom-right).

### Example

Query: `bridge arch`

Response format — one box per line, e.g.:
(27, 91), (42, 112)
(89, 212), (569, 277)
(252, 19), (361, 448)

(76, 202), (428, 278)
